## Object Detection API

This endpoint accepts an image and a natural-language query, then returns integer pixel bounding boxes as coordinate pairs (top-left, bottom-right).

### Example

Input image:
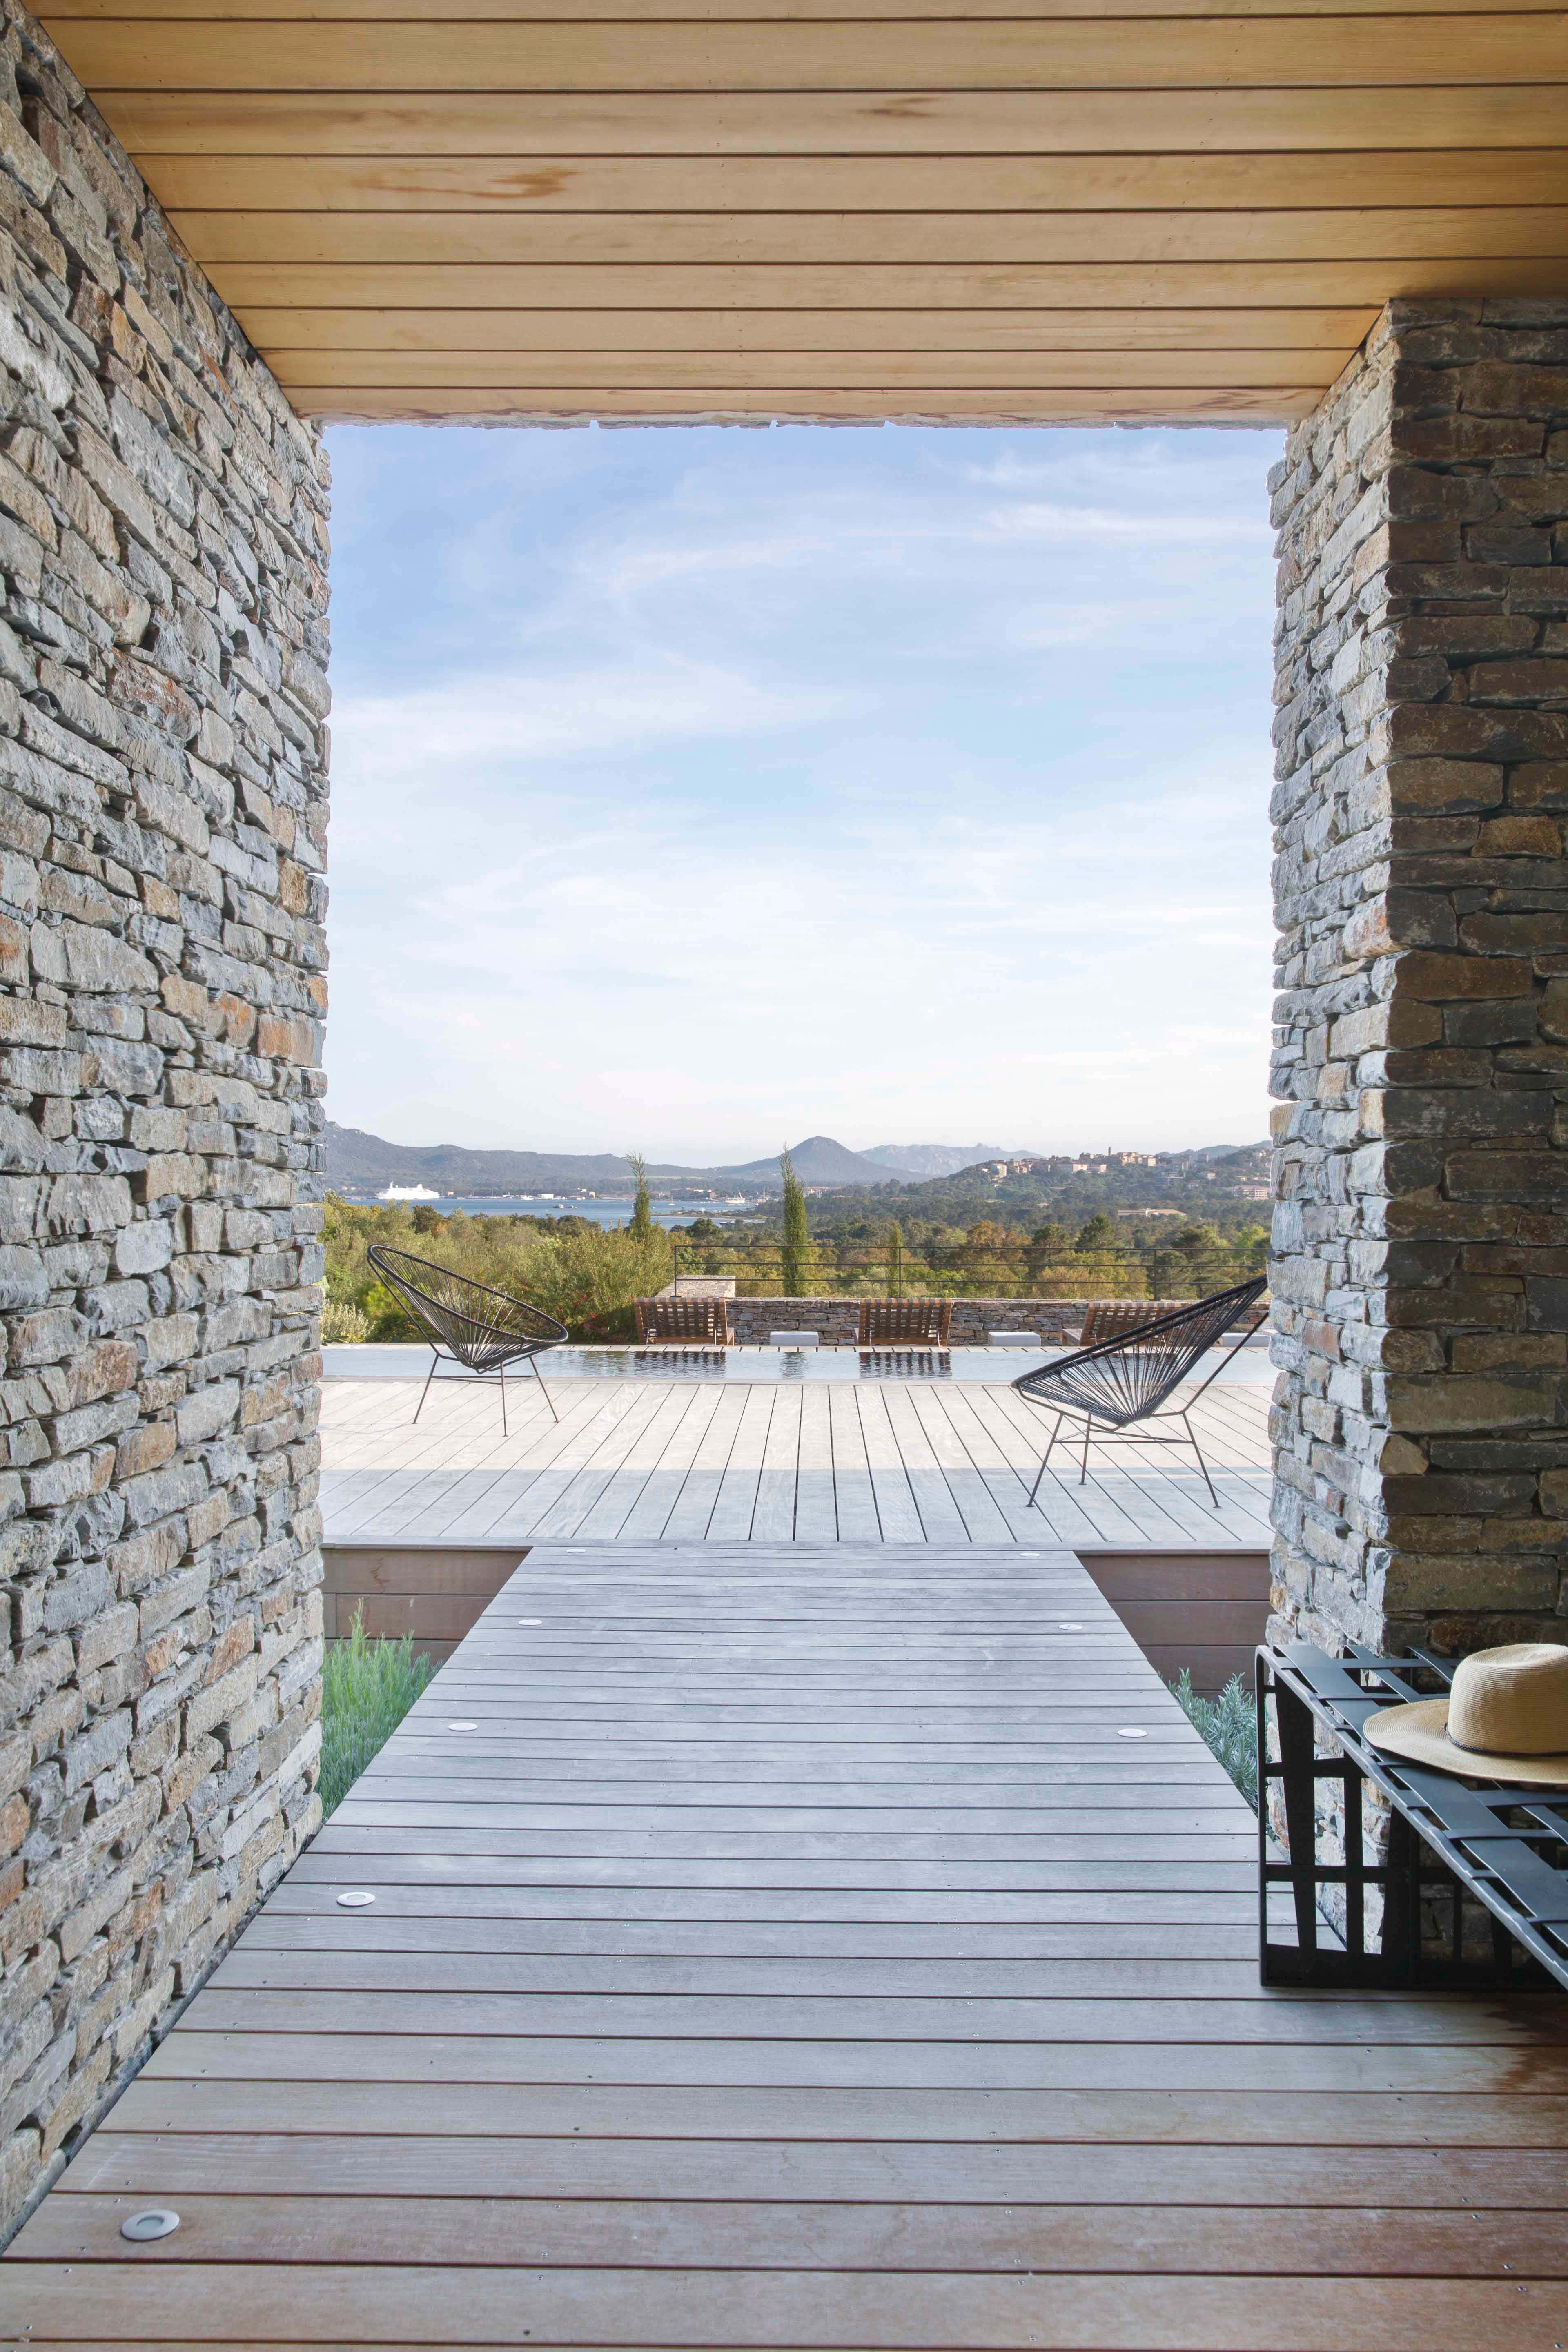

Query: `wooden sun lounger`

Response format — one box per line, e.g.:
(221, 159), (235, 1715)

(857, 1297), (953, 1350)
(1062, 1296), (1268, 1347)
(634, 1295), (731, 1346)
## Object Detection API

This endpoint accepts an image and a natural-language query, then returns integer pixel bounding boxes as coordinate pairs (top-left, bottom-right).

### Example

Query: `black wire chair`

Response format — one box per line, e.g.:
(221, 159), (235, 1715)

(1012, 1274), (1268, 1509)
(367, 1245), (568, 1435)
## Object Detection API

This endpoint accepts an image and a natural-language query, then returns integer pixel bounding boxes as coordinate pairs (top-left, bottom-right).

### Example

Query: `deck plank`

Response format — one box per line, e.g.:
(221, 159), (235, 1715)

(794, 1383), (838, 1544)
(522, 1382), (683, 1540)
(14, 2263), (1568, 2347)
(853, 1385), (927, 1545)
(8, 1537), (1567, 2350)
(615, 1381), (730, 1541)
(752, 1382), (802, 1541)
(28, 2191), (1568, 2276)
(708, 1383), (778, 1542)
(878, 1382), (972, 1543)
(828, 1382), (882, 1543)
(572, 1384), (709, 1541)
(662, 1383), (749, 1541)
(323, 1374), (1274, 1548)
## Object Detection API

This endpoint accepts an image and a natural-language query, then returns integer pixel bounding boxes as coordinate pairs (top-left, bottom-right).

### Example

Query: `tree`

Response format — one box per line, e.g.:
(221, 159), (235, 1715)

(1172, 1222), (1221, 1258)
(1237, 1223), (1270, 1274)
(626, 1150), (653, 1243)
(1025, 1221), (1069, 1275)
(1075, 1213), (1115, 1253)
(1148, 1248), (1193, 1298)
(886, 1221), (904, 1300)
(780, 1145), (811, 1298)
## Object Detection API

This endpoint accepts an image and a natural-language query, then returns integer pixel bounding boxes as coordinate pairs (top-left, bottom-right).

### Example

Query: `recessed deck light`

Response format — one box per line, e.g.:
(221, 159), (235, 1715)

(1117, 1728), (1148, 1739)
(448, 1720), (479, 1731)
(121, 2209), (180, 2241)
(336, 1891), (375, 1908)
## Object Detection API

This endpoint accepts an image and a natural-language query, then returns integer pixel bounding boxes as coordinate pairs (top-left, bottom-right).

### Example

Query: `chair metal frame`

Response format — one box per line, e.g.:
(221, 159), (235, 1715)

(1012, 1275), (1268, 1509)
(366, 1244), (568, 1435)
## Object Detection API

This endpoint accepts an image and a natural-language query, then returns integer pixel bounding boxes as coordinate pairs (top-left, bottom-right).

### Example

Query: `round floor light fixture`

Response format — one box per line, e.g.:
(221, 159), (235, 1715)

(336, 1890), (376, 1908)
(121, 2209), (180, 2242)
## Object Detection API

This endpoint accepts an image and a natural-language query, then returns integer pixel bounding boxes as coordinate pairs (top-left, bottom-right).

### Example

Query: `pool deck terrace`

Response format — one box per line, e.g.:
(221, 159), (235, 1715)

(6, 1539), (1568, 2348)
(320, 1365), (1274, 1552)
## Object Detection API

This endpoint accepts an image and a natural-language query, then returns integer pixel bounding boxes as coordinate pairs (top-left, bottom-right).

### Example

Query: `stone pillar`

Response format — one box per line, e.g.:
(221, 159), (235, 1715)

(1270, 298), (1568, 1662)
(0, 2), (329, 2236)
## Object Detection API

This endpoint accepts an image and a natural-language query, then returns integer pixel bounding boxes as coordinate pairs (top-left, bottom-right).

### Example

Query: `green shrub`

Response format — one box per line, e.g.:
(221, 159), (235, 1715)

(324, 1195), (671, 1339)
(319, 1608), (436, 1818)
(321, 1298), (371, 1343)
(1169, 1668), (1258, 1810)
(532, 1223), (674, 1331)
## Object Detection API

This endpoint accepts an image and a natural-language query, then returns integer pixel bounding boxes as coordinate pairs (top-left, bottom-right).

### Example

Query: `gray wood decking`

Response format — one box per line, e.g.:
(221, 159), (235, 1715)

(7, 1542), (1567, 2347)
(322, 1374), (1274, 1550)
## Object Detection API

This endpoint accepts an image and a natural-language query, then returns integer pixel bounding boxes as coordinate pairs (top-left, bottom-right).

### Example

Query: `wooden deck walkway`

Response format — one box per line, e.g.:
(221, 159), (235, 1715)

(322, 1375), (1274, 1550)
(7, 1543), (1568, 2348)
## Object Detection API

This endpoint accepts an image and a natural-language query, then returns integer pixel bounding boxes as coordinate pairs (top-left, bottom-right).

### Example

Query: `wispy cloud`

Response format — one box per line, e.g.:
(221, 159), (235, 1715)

(333, 661), (837, 784)
(324, 420), (1282, 1158)
(986, 501), (1268, 546)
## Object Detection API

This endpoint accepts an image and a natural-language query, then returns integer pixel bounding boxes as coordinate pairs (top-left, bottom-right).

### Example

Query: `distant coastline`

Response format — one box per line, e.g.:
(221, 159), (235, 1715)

(336, 1193), (762, 1232)
(323, 1120), (1265, 1203)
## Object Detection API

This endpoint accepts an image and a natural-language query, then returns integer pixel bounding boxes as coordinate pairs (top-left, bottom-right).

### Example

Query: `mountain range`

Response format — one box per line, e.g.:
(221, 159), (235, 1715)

(322, 1124), (1255, 1198)
(862, 1143), (1019, 1178)
(321, 1123), (962, 1195)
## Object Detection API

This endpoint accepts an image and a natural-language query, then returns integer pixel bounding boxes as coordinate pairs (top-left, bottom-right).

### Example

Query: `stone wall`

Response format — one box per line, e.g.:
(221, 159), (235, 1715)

(714, 1297), (1215, 1345)
(1270, 297), (1568, 1661)
(0, 2), (329, 2236)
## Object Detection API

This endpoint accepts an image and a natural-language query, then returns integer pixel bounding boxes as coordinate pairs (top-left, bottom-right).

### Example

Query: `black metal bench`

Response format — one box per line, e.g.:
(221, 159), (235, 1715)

(1257, 1640), (1568, 1995)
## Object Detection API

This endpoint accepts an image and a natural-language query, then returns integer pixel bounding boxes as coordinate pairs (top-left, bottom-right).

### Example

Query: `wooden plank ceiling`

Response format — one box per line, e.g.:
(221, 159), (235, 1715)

(34, 0), (1568, 425)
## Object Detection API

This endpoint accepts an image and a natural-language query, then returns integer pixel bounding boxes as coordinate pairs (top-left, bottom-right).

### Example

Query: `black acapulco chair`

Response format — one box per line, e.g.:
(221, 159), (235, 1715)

(366, 1245), (568, 1434)
(1012, 1274), (1268, 1510)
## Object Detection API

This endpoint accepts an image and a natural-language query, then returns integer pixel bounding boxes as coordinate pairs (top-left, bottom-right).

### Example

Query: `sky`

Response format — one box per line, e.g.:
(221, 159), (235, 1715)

(323, 420), (1283, 1166)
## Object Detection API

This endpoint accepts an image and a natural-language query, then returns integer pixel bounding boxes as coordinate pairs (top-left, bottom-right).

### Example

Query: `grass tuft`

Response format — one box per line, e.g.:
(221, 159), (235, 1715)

(319, 1607), (435, 1818)
(1169, 1668), (1258, 1811)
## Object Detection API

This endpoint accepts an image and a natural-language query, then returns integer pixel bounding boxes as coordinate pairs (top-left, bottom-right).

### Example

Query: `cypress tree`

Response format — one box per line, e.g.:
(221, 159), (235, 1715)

(626, 1151), (653, 1243)
(780, 1146), (811, 1298)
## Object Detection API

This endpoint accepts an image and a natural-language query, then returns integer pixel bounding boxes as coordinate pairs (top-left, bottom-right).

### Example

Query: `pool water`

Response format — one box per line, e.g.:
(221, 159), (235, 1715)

(324, 1341), (1275, 1388)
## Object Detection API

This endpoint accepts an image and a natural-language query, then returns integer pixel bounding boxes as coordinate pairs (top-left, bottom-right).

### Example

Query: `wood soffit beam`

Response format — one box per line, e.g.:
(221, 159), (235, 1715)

(32, 4), (1568, 424)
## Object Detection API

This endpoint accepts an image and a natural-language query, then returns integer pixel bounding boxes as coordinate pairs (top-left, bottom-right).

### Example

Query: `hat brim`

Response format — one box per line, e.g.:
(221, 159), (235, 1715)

(1365, 1697), (1568, 1788)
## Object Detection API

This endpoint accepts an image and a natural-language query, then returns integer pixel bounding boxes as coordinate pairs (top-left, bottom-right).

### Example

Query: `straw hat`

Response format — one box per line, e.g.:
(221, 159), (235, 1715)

(1365, 1642), (1568, 1787)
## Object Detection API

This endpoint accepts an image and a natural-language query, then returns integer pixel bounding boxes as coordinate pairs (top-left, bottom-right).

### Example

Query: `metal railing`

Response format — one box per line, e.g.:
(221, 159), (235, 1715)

(668, 1243), (1261, 1303)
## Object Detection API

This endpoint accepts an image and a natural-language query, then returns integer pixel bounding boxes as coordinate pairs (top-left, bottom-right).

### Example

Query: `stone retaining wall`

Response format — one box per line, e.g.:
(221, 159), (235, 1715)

(716, 1297), (1201, 1344)
(0, 1), (329, 2238)
(1270, 296), (1568, 1661)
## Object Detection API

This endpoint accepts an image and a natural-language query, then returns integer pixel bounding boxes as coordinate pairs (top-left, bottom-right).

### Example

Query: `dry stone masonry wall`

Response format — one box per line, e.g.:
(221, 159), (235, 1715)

(718, 1297), (1211, 1345)
(0, 2), (330, 2234)
(1270, 297), (1568, 1662)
